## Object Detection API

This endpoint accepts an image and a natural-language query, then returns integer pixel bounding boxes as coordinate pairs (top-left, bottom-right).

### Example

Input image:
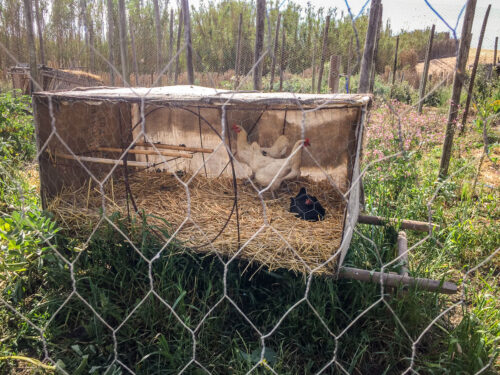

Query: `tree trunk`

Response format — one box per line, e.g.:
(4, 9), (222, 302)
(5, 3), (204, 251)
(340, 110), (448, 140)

(329, 55), (341, 93)
(174, 8), (183, 84)
(23, 0), (38, 92)
(358, 0), (381, 93)
(107, 0), (115, 85)
(181, 0), (194, 85)
(129, 17), (139, 85)
(418, 25), (435, 114)
(153, 0), (162, 76)
(33, 0), (45, 65)
(269, 13), (281, 91)
(317, 15), (330, 93)
(461, 5), (491, 132)
(253, 0), (265, 90)
(118, 0), (129, 86)
(439, 0), (476, 178)
(369, 3), (383, 93)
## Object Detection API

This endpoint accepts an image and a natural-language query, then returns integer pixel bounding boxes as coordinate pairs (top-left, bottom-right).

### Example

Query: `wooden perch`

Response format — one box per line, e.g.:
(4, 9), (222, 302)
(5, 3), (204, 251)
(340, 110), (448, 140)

(50, 151), (156, 168)
(95, 146), (193, 159)
(135, 142), (213, 153)
(358, 214), (439, 233)
(338, 266), (458, 294)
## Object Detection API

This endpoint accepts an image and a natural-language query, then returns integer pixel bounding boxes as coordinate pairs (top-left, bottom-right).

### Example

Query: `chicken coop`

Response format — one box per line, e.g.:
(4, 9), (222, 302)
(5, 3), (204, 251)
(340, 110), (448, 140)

(32, 85), (457, 293)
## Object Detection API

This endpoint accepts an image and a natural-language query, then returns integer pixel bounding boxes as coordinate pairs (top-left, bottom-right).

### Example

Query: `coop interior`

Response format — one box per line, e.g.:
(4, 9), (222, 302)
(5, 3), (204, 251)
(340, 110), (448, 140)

(34, 87), (367, 274)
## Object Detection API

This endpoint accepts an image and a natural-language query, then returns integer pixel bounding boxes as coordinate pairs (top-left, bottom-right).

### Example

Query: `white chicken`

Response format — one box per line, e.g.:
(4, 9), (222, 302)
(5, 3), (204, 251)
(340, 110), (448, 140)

(253, 139), (310, 193)
(231, 124), (261, 170)
(261, 135), (290, 158)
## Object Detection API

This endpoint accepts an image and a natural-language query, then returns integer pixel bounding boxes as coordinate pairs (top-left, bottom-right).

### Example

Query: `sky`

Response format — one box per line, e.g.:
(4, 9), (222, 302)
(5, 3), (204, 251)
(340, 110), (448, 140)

(188, 0), (499, 49)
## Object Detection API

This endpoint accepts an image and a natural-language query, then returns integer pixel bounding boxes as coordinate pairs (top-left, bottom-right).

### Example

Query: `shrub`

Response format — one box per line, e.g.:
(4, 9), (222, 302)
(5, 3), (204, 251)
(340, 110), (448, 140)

(390, 81), (414, 104)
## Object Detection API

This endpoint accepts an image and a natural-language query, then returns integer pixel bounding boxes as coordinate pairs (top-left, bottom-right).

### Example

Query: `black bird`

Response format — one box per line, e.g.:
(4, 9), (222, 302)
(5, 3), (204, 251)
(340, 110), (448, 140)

(289, 187), (325, 222)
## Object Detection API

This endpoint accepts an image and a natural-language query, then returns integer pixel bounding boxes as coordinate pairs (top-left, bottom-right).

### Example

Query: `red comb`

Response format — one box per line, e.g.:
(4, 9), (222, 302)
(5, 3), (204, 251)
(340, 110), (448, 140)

(304, 138), (310, 147)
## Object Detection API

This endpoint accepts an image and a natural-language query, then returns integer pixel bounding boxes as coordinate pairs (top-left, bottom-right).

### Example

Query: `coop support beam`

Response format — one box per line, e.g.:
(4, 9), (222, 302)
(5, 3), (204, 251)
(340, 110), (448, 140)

(338, 267), (458, 294)
(95, 147), (193, 158)
(51, 151), (158, 168)
(134, 142), (213, 153)
(357, 214), (438, 233)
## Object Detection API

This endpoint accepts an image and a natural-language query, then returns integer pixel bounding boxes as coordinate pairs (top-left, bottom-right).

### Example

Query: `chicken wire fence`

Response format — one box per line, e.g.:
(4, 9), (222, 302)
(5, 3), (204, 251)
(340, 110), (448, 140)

(0, 0), (499, 374)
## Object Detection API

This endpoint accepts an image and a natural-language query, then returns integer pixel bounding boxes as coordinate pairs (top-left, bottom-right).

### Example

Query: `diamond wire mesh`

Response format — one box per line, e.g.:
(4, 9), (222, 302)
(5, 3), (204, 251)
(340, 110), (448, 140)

(0, 0), (499, 374)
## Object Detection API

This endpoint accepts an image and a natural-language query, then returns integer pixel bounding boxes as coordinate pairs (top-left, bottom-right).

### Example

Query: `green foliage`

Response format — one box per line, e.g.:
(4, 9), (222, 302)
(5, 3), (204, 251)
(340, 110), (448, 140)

(390, 81), (415, 104)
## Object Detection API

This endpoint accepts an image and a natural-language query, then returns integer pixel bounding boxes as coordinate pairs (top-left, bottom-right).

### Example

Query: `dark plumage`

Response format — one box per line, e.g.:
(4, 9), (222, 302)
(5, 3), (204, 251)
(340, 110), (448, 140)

(289, 187), (325, 222)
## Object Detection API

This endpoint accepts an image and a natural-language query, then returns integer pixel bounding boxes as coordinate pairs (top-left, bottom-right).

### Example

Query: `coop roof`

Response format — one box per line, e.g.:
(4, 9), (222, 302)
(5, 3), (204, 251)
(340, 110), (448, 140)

(34, 85), (372, 109)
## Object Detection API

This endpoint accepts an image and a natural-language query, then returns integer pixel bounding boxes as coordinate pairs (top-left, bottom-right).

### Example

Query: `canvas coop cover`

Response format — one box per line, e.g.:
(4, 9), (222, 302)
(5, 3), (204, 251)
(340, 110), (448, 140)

(33, 86), (371, 275)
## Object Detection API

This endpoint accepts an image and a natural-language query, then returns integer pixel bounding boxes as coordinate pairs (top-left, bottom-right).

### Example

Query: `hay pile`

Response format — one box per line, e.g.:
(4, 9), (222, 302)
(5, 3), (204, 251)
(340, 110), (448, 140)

(49, 171), (346, 274)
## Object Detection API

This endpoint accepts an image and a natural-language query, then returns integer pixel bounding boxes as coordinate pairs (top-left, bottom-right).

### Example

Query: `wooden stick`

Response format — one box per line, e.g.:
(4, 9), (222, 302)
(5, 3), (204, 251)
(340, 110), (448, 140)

(51, 151), (156, 168)
(397, 231), (409, 277)
(338, 266), (457, 294)
(317, 15), (330, 93)
(269, 13), (281, 91)
(391, 35), (399, 86)
(253, 0), (265, 90)
(134, 142), (213, 153)
(358, 0), (381, 93)
(418, 25), (436, 114)
(95, 146), (193, 158)
(357, 214), (439, 233)
(234, 13), (243, 89)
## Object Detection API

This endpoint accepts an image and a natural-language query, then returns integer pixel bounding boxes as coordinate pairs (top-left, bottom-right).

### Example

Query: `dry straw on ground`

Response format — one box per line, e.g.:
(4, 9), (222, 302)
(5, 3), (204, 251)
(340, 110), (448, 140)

(49, 171), (346, 274)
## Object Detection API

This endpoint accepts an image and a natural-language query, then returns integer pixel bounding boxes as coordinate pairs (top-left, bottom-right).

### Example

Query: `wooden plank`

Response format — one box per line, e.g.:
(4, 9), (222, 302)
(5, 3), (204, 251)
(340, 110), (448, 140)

(418, 25), (436, 114)
(135, 142), (213, 153)
(317, 15), (330, 93)
(95, 147), (193, 158)
(51, 151), (156, 168)
(338, 266), (458, 294)
(357, 214), (439, 233)
(439, 0), (477, 178)
(358, 0), (381, 93)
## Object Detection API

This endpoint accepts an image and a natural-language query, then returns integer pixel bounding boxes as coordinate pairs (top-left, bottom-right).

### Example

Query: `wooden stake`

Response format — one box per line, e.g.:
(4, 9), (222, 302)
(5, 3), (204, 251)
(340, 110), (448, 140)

(358, 0), (381, 94)
(328, 55), (340, 93)
(418, 25), (436, 114)
(117, 0), (129, 86)
(234, 13), (243, 88)
(392, 35), (399, 86)
(95, 147), (194, 158)
(129, 18), (139, 86)
(168, 8), (174, 82)
(347, 36), (353, 93)
(439, 0), (477, 178)
(106, 0), (115, 85)
(494, 36), (498, 65)
(253, 0), (265, 91)
(269, 13), (281, 91)
(23, 0), (38, 93)
(397, 231), (409, 277)
(369, 3), (383, 93)
(134, 142), (213, 153)
(174, 8), (183, 84)
(461, 4), (491, 132)
(317, 15), (330, 93)
(279, 23), (286, 91)
(182, 0), (194, 85)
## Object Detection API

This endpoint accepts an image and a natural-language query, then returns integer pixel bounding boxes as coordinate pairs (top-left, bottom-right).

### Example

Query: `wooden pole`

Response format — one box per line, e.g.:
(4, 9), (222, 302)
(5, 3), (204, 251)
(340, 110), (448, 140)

(51, 151), (157, 168)
(357, 214), (439, 233)
(153, 0), (162, 77)
(317, 15), (330, 93)
(253, 0), (265, 90)
(269, 13), (281, 91)
(117, 0), (129, 86)
(418, 25), (436, 114)
(129, 18), (139, 85)
(234, 13), (243, 88)
(107, 0), (115, 85)
(397, 232), (409, 277)
(439, 0), (477, 178)
(34, 0), (45, 65)
(174, 8), (183, 84)
(134, 142), (213, 153)
(358, 0), (381, 94)
(338, 266), (457, 294)
(392, 35), (399, 86)
(168, 8), (174, 81)
(494, 36), (498, 65)
(279, 23), (286, 91)
(311, 39), (316, 93)
(461, 4), (491, 133)
(23, 0), (38, 93)
(369, 3), (383, 93)
(328, 55), (340, 93)
(182, 0), (194, 85)
(95, 147), (194, 158)
(347, 36), (353, 93)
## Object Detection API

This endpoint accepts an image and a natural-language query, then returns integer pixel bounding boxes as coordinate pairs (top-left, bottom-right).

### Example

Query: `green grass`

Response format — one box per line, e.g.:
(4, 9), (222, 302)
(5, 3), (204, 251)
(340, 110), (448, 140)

(0, 86), (499, 374)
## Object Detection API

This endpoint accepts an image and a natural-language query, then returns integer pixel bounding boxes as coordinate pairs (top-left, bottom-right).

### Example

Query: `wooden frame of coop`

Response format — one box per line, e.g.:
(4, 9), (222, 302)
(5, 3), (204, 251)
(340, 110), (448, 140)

(32, 85), (456, 295)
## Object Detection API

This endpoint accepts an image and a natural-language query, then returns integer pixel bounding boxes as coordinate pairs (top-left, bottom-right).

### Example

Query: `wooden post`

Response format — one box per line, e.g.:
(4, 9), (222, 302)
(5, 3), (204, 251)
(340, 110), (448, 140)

(461, 5), (491, 132)
(369, 3), (383, 93)
(311, 40), (316, 93)
(23, 0), (38, 93)
(328, 55), (340, 93)
(347, 36), (353, 93)
(397, 232), (409, 277)
(269, 13), (281, 91)
(34, 0), (45, 65)
(439, 0), (477, 178)
(182, 0), (194, 85)
(279, 23), (285, 91)
(392, 35), (399, 85)
(107, 0), (115, 85)
(418, 25), (436, 114)
(253, 0), (265, 90)
(234, 13), (243, 88)
(168, 8), (174, 81)
(317, 15), (330, 93)
(129, 18), (139, 85)
(117, 0), (129, 86)
(174, 8), (183, 84)
(153, 0), (162, 77)
(358, 0), (381, 94)
(494, 36), (498, 65)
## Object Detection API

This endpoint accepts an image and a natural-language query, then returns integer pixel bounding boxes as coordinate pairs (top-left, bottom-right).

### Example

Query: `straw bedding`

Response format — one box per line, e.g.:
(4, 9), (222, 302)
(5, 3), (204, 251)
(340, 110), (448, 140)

(49, 171), (346, 274)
